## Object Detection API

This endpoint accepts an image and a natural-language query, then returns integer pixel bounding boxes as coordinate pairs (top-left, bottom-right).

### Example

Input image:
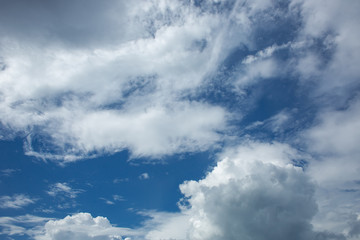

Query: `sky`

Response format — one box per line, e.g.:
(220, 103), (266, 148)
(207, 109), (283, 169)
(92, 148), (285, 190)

(0, 0), (359, 239)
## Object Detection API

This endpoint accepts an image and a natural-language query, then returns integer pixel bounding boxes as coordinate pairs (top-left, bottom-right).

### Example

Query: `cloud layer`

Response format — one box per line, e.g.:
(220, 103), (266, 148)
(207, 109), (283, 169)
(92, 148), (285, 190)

(1, 0), (360, 239)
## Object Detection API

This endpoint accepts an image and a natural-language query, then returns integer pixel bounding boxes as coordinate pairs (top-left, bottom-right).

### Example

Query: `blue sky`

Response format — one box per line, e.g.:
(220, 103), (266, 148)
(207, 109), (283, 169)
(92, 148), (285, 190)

(0, 0), (360, 239)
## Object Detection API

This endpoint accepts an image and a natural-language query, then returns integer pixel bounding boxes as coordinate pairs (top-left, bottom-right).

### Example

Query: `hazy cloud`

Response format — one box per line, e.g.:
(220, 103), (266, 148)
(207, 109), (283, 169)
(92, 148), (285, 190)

(47, 182), (83, 199)
(139, 173), (150, 180)
(0, 194), (36, 209)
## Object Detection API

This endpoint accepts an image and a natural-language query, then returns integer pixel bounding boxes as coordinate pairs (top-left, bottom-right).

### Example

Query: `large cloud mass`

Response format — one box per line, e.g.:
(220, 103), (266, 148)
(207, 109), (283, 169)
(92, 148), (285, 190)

(0, 0), (233, 161)
(178, 142), (318, 240)
(0, 0), (360, 239)
(1, 142), (354, 240)
(140, 142), (348, 240)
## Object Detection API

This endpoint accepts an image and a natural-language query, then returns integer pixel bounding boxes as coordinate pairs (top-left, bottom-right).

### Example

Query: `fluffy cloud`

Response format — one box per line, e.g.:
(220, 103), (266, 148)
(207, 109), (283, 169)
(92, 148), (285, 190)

(135, 142), (349, 240)
(0, 213), (137, 240)
(1, 142), (354, 239)
(0, 0), (303, 162)
(0, 194), (36, 209)
(0, 0), (235, 162)
(178, 142), (319, 240)
(35, 213), (137, 240)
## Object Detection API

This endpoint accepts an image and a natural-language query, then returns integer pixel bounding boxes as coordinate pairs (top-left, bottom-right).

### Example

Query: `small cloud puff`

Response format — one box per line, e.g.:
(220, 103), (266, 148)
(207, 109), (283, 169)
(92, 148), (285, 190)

(139, 173), (150, 180)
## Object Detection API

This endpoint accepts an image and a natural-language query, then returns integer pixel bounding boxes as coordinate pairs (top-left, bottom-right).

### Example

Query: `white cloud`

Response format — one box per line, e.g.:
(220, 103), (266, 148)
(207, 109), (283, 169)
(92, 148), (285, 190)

(0, 0), (234, 162)
(283, 0), (360, 235)
(303, 97), (360, 234)
(0, 0), (299, 162)
(0, 143), (353, 240)
(292, 0), (360, 97)
(177, 142), (319, 240)
(139, 173), (150, 180)
(36, 213), (138, 240)
(47, 182), (83, 199)
(100, 195), (125, 205)
(65, 101), (227, 159)
(113, 195), (125, 202)
(139, 211), (191, 240)
(0, 213), (139, 240)
(0, 194), (36, 209)
(119, 141), (350, 240)
(0, 215), (51, 236)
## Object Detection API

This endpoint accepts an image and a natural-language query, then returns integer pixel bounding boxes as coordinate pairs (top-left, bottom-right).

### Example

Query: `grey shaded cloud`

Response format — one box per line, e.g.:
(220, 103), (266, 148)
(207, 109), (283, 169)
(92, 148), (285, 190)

(0, 0), (143, 48)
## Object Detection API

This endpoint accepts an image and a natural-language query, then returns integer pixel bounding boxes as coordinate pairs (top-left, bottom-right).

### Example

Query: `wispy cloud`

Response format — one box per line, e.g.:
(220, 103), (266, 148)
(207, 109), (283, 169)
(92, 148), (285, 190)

(0, 214), (51, 236)
(100, 195), (125, 205)
(0, 194), (36, 209)
(47, 182), (83, 199)
(113, 178), (129, 184)
(0, 168), (20, 177)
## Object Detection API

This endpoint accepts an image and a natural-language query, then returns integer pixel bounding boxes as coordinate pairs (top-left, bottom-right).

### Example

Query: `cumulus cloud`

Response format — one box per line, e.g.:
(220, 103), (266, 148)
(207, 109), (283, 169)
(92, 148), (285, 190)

(129, 142), (347, 240)
(0, 194), (36, 209)
(0, 213), (138, 240)
(35, 213), (138, 240)
(177, 142), (319, 240)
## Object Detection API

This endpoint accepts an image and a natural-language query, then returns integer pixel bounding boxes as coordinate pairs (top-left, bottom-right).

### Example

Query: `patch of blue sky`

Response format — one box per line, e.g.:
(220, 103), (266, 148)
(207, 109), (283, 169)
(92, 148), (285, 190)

(0, 137), (215, 229)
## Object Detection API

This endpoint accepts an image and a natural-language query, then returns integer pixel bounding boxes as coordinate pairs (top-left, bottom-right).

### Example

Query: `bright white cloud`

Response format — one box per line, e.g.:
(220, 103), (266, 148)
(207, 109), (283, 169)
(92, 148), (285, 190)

(0, 213), (138, 240)
(35, 213), (138, 240)
(0, 194), (36, 209)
